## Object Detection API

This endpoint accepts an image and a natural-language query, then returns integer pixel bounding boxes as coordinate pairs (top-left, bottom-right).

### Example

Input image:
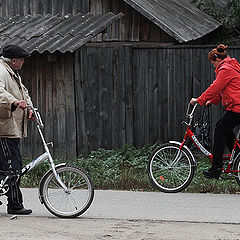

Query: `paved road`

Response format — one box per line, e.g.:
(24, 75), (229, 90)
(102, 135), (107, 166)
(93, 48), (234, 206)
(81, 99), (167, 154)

(0, 188), (240, 223)
(1, 189), (240, 240)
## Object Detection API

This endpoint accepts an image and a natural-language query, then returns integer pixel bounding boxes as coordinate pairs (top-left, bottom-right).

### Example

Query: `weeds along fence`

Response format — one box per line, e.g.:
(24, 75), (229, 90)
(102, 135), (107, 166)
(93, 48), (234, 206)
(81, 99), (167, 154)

(20, 44), (240, 160)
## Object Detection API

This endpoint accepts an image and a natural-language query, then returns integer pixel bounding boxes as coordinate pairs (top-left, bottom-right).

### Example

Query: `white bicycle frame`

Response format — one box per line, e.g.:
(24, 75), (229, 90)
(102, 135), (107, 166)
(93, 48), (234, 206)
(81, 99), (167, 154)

(20, 107), (68, 191)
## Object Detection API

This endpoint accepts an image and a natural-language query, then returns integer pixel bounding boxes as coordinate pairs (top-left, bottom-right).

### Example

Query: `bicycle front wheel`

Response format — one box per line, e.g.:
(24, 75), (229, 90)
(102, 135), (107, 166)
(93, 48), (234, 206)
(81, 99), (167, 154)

(40, 165), (94, 218)
(148, 143), (195, 193)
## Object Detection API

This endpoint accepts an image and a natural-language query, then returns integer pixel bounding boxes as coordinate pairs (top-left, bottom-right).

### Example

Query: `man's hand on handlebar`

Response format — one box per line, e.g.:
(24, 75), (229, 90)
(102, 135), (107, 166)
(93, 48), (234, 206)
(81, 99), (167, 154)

(13, 100), (27, 110)
(13, 100), (36, 120)
(28, 108), (36, 121)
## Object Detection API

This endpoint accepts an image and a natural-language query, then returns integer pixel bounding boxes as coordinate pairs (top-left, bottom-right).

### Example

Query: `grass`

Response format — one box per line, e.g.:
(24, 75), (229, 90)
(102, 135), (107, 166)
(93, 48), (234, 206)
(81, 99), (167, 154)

(21, 143), (240, 194)
(185, 156), (240, 194)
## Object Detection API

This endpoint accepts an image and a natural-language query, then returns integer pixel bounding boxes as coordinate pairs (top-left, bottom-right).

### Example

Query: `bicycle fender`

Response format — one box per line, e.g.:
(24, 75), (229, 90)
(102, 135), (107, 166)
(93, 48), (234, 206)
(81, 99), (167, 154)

(38, 163), (66, 204)
(169, 141), (197, 167)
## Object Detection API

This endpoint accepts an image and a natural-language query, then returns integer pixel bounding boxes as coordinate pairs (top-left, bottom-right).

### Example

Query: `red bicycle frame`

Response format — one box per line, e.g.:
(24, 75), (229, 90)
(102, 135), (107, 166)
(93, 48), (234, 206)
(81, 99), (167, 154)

(178, 103), (240, 174)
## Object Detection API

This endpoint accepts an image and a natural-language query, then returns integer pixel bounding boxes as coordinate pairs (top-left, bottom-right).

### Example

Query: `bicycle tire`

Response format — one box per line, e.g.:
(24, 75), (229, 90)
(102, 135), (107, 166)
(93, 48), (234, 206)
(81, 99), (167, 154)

(39, 165), (94, 218)
(147, 143), (195, 193)
(233, 155), (240, 186)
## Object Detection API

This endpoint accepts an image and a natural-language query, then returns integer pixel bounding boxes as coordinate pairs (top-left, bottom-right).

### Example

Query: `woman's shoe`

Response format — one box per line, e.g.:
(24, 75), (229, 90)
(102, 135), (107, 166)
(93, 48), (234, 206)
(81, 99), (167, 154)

(203, 168), (222, 179)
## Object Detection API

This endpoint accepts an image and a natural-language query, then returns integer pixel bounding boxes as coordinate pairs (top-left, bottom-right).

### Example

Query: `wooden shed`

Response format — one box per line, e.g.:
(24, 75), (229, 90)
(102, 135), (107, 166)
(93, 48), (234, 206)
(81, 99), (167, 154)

(0, 0), (226, 160)
(0, 12), (123, 159)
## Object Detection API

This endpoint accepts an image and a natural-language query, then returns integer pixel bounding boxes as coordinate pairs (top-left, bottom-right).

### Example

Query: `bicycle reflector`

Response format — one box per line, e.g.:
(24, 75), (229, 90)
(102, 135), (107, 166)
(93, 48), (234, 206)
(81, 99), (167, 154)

(160, 176), (165, 181)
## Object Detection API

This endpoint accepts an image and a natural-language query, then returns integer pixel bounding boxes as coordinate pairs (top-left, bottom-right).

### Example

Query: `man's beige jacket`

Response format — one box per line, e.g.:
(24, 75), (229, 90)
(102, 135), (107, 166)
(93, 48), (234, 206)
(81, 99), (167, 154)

(0, 58), (32, 138)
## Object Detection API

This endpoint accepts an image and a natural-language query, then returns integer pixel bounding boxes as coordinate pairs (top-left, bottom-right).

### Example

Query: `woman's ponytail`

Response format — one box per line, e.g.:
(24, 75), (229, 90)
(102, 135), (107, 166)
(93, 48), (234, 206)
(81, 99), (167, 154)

(208, 44), (228, 62)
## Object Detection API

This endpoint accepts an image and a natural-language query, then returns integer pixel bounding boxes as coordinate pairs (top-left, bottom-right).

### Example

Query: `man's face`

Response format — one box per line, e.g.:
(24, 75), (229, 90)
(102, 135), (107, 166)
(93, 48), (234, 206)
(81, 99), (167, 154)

(10, 58), (25, 70)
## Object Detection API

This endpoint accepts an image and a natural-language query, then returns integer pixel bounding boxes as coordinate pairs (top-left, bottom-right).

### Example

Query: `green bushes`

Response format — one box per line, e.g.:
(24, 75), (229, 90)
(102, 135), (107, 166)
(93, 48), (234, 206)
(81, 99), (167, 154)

(21, 143), (240, 194)
(21, 143), (159, 190)
(68, 144), (159, 191)
(191, 0), (240, 44)
(21, 158), (61, 187)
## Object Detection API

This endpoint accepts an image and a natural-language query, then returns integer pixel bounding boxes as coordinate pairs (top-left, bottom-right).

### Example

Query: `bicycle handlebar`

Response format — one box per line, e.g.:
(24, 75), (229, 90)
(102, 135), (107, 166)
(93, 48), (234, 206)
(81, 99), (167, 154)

(27, 106), (44, 128)
(186, 102), (198, 119)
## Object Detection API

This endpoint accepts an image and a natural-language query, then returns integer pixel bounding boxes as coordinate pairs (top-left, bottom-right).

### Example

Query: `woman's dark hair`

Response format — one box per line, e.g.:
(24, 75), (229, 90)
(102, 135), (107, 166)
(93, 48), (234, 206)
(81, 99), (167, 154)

(208, 44), (228, 62)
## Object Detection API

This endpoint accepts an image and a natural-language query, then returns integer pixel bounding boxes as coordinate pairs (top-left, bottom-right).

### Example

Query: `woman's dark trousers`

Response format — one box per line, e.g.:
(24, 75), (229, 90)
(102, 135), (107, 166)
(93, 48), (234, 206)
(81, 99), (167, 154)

(212, 111), (240, 170)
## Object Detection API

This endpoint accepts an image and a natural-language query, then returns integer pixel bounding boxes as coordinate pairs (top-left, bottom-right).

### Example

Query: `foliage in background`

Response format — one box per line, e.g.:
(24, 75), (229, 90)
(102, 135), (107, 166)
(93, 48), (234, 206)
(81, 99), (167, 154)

(21, 143), (159, 191)
(22, 143), (240, 194)
(69, 143), (160, 191)
(191, 0), (240, 44)
(21, 158), (61, 187)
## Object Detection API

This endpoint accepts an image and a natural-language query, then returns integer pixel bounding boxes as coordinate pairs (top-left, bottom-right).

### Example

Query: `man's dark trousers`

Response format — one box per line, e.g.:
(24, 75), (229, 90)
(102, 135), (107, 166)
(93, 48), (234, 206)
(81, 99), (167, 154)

(0, 138), (23, 209)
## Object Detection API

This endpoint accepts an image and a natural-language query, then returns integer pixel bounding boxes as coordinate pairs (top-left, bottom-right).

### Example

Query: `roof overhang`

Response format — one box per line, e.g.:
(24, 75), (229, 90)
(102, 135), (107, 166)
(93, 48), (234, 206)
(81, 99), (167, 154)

(122, 0), (222, 43)
(0, 12), (123, 53)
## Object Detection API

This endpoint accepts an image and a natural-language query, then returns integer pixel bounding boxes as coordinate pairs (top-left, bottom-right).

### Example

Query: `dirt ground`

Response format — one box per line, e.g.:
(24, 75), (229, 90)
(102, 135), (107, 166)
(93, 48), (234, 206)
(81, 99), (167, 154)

(1, 216), (240, 240)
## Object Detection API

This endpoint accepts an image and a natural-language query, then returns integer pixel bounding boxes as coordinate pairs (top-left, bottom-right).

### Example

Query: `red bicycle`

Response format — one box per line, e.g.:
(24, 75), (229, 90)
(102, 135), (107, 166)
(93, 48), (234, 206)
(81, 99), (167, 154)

(147, 102), (240, 193)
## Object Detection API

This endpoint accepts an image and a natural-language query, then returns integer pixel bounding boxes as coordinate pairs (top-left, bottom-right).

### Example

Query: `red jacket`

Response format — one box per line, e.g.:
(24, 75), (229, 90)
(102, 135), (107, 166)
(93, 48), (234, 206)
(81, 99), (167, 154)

(197, 57), (240, 113)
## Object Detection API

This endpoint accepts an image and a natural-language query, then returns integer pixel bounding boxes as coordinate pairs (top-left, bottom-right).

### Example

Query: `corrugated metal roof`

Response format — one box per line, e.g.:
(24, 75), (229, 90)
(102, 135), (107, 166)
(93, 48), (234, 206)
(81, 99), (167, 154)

(0, 12), (123, 53)
(122, 0), (222, 43)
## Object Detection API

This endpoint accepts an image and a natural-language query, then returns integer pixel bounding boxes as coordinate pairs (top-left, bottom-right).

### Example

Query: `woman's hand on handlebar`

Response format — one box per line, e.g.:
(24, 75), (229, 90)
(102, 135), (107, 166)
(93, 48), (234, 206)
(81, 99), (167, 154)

(190, 98), (197, 105)
(205, 100), (212, 106)
(190, 98), (211, 107)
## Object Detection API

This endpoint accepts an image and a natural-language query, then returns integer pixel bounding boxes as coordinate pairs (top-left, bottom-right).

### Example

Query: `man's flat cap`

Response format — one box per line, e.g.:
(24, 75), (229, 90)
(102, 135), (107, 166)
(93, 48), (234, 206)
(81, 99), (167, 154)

(2, 45), (30, 58)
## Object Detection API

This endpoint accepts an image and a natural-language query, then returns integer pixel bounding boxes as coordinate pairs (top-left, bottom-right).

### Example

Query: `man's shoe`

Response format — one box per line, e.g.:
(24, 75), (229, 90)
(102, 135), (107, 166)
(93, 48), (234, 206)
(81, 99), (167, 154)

(7, 207), (32, 215)
(203, 168), (222, 179)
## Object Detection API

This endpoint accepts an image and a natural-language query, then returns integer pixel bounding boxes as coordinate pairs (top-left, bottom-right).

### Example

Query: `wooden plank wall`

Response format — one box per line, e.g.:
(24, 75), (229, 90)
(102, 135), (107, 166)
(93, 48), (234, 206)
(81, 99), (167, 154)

(0, 0), (90, 17)
(20, 52), (76, 160)
(74, 45), (133, 153)
(75, 45), (240, 154)
(19, 45), (240, 160)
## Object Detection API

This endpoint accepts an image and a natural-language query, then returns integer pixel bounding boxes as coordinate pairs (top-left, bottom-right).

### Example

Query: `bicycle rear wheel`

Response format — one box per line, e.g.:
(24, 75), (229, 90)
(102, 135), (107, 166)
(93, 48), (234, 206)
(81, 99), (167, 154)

(233, 155), (240, 186)
(148, 143), (195, 193)
(39, 165), (94, 218)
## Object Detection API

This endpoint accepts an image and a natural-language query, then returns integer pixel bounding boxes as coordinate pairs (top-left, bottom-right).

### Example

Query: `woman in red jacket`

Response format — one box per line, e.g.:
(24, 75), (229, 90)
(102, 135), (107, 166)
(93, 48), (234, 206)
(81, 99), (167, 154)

(191, 44), (240, 179)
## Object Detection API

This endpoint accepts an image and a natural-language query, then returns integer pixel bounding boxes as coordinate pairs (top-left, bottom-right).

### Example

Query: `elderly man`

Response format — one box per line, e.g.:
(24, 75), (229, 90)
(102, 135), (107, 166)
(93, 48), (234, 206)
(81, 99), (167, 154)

(0, 45), (34, 215)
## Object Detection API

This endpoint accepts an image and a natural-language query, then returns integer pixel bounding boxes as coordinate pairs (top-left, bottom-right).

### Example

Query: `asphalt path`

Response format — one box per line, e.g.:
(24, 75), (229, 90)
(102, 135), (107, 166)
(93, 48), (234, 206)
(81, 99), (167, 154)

(1, 189), (240, 239)
(0, 188), (240, 223)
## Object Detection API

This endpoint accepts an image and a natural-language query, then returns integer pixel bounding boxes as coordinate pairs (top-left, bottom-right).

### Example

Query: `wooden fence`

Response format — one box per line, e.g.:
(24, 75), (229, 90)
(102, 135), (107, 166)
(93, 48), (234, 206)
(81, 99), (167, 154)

(20, 45), (240, 160)
(0, 0), (89, 16)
